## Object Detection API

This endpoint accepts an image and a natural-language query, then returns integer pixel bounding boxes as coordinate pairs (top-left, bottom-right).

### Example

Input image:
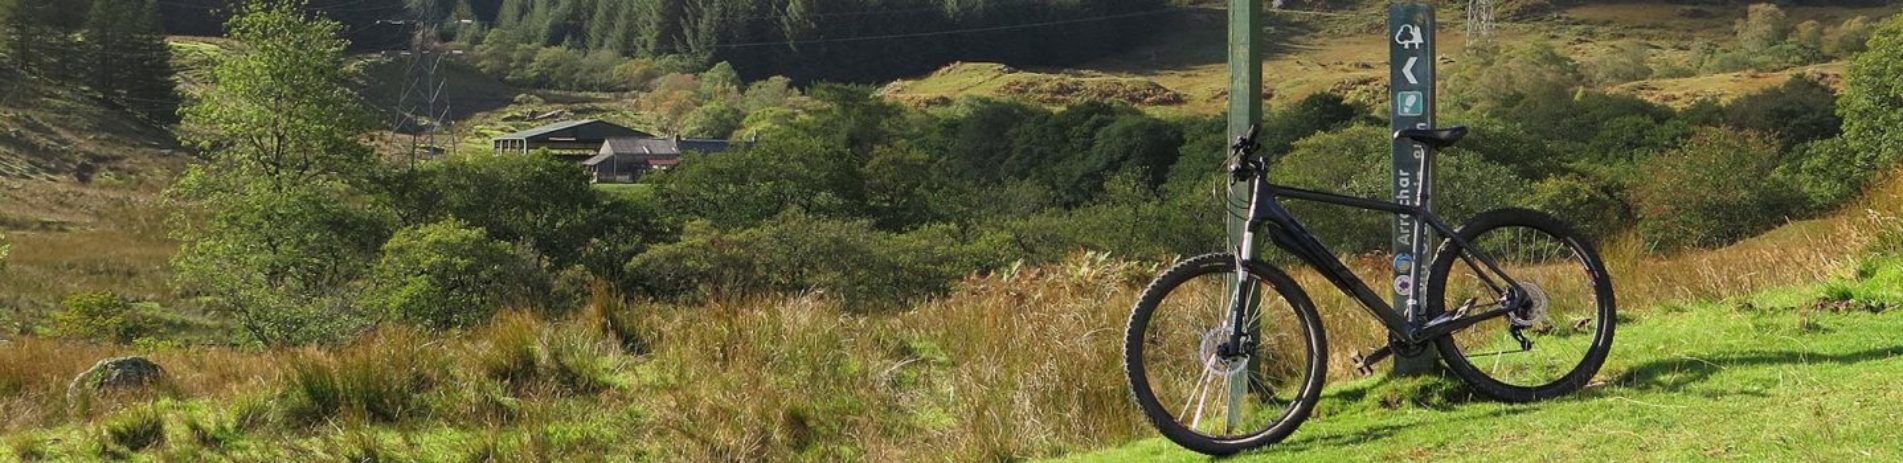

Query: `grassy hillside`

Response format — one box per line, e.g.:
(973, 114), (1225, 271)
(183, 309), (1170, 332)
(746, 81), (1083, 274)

(4, 4), (1903, 461)
(882, 3), (1901, 114)
(0, 67), (192, 336)
(3, 162), (1901, 461)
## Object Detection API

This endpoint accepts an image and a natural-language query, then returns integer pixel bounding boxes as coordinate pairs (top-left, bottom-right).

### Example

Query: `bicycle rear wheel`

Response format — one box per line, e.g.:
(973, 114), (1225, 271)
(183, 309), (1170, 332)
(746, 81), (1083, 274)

(1124, 253), (1326, 456)
(1424, 208), (1616, 402)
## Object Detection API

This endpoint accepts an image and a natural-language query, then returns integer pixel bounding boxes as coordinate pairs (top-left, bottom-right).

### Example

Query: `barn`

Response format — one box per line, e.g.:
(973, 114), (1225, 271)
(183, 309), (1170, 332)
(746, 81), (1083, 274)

(490, 119), (652, 159)
(585, 137), (744, 183)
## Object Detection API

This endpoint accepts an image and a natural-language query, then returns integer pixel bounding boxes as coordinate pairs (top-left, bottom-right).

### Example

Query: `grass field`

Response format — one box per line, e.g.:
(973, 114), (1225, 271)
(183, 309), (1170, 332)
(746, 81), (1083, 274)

(1063, 273), (1903, 461)
(882, 3), (1902, 115)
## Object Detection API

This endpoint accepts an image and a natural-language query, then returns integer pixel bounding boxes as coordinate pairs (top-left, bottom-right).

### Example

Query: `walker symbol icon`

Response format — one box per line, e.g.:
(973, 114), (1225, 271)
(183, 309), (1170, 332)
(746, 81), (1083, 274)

(1396, 91), (1424, 117)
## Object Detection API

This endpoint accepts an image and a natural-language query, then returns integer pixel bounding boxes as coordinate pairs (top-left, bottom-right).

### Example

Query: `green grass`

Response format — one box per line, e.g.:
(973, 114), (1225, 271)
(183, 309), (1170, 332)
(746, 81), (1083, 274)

(1061, 278), (1903, 461)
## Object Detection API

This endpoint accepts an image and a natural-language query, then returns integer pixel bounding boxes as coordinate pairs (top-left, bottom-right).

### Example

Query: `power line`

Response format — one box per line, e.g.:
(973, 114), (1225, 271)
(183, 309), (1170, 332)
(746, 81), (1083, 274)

(700, 7), (1189, 51)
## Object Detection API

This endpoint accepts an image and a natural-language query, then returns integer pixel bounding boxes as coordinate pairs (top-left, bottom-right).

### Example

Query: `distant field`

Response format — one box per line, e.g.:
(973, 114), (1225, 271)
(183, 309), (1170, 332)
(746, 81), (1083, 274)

(881, 3), (1901, 115)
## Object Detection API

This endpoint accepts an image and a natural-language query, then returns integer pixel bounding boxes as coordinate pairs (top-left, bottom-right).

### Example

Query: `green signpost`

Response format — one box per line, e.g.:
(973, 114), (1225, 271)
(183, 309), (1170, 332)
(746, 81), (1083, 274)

(1388, 3), (1439, 375)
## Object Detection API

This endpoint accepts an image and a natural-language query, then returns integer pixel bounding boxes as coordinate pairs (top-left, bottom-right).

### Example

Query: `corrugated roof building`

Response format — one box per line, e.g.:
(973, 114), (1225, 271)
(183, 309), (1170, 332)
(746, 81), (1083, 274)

(586, 137), (745, 183)
(491, 120), (652, 157)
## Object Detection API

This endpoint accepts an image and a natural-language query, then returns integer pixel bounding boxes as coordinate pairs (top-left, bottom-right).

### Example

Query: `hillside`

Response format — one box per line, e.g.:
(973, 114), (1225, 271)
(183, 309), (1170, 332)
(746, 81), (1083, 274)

(4, 158), (1901, 461)
(0, 68), (191, 335)
(882, 3), (1901, 113)
(4, 2), (1903, 461)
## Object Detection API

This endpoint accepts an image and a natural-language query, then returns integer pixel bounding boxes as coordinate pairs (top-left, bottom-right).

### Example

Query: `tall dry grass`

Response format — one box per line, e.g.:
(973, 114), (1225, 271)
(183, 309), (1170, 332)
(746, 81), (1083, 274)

(1600, 171), (1903, 310)
(0, 181), (184, 335)
(0, 337), (277, 432)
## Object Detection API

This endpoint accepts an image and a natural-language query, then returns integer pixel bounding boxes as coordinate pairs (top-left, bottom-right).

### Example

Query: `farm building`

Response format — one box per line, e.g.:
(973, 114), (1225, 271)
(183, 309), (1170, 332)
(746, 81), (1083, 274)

(491, 119), (652, 158)
(585, 137), (745, 183)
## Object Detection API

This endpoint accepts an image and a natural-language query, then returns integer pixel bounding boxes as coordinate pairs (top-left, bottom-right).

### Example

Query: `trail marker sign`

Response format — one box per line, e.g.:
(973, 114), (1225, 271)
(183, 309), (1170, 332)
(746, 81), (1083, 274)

(1389, 3), (1439, 375)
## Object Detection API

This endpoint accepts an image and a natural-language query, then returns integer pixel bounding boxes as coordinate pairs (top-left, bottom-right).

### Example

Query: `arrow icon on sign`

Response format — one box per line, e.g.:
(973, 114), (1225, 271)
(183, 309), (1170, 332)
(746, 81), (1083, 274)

(1403, 57), (1419, 85)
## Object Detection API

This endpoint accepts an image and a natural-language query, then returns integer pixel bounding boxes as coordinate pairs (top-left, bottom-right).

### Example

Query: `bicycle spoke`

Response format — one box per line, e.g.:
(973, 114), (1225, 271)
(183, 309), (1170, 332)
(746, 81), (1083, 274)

(1438, 218), (1609, 392)
(1130, 253), (1323, 448)
(1180, 367), (1214, 423)
(1188, 370), (1214, 430)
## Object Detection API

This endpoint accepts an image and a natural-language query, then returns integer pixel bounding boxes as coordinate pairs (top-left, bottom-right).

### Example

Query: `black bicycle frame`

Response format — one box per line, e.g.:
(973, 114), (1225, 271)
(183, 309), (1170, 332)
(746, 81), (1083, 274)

(1228, 170), (1525, 346)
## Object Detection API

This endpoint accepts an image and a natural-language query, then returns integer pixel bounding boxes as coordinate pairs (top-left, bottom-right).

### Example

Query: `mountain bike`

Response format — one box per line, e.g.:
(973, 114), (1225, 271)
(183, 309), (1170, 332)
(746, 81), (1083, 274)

(1123, 125), (1616, 456)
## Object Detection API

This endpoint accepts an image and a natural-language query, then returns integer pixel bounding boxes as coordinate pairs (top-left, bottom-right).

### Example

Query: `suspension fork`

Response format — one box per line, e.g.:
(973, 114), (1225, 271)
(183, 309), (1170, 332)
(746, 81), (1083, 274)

(1226, 175), (1265, 351)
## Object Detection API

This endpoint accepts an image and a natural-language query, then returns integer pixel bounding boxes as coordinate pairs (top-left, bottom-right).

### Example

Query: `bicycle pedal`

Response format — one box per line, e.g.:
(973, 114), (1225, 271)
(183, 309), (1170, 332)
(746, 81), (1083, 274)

(1350, 345), (1393, 377)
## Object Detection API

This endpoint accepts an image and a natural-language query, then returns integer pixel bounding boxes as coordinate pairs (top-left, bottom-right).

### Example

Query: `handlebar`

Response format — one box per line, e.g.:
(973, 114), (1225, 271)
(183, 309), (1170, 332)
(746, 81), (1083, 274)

(1228, 124), (1264, 183)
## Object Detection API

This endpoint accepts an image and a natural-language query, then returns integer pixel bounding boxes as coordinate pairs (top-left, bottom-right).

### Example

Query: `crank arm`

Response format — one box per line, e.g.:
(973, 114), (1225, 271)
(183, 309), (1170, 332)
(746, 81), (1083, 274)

(1350, 345), (1394, 377)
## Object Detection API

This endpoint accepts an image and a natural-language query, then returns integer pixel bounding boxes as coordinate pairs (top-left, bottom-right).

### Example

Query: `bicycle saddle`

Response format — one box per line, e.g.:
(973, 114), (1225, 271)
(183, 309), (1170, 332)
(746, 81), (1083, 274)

(1394, 126), (1468, 149)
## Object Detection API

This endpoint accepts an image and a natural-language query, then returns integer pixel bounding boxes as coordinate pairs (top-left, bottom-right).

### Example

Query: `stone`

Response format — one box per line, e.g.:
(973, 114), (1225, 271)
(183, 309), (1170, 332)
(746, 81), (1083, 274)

(66, 356), (167, 404)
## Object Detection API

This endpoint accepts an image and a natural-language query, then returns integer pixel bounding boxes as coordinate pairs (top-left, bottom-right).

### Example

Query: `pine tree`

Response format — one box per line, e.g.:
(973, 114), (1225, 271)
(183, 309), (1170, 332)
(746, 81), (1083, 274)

(84, 0), (132, 102)
(3, 0), (74, 74)
(81, 0), (177, 123)
(122, 0), (180, 123)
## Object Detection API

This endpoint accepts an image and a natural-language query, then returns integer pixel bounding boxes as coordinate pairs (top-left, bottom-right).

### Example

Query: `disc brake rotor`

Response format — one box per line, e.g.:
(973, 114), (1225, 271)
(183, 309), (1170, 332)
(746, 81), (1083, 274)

(1510, 281), (1551, 327)
(1198, 327), (1249, 376)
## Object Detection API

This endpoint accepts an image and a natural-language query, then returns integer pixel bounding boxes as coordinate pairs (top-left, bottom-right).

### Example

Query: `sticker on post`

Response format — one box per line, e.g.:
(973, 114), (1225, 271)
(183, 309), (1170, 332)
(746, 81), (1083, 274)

(1395, 91), (1424, 117)
(1393, 253), (1414, 274)
(1393, 275), (1414, 295)
(1394, 24), (1425, 49)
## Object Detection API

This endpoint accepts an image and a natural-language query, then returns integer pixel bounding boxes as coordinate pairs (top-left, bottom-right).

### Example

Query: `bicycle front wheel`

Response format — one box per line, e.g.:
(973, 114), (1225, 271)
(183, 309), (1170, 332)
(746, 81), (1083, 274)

(1425, 208), (1616, 403)
(1124, 253), (1326, 456)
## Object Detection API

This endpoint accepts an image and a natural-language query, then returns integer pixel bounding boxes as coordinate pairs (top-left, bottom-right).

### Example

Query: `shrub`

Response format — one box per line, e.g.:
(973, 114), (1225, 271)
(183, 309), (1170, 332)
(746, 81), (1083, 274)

(1735, 4), (1791, 52)
(183, 413), (236, 450)
(48, 292), (159, 344)
(334, 329), (445, 423)
(1584, 45), (1654, 85)
(544, 328), (618, 395)
(172, 180), (390, 346)
(1777, 137), (1868, 213)
(1722, 76), (1841, 149)
(102, 405), (166, 452)
(1633, 129), (1803, 251)
(6, 432), (49, 462)
(478, 312), (544, 392)
(1522, 175), (1630, 241)
(1444, 42), (1584, 113)
(989, 173), (1226, 261)
(1270, 125), (1528, 254)
(228, 394), (273, 432)
(282, 360), (342, 426)
(1841, 15), (1903, 170)
(626, 213), (1002, 311)
(280, 331), (446, 426)
(1826, 16), (1874, 57)
(681, 102), (745, 139)
(364, 219), (544, 330)
(386, 152), (670, 276)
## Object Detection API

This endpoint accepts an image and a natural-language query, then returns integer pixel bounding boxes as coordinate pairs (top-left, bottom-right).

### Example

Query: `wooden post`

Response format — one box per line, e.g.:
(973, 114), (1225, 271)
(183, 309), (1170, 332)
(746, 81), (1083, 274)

(1226, 0), (1262, 259)
(1225, 0), (1265, 425)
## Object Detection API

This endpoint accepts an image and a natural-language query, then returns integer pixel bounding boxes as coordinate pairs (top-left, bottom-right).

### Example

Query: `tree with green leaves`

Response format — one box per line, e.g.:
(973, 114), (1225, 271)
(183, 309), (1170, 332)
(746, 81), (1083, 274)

(171, 0), (388, 345)
(1841, 14), (1903, 170)
(366, 219), (542, 330)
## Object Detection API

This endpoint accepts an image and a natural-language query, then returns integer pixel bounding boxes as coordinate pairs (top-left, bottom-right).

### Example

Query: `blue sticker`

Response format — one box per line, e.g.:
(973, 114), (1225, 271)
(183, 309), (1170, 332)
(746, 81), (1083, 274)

(1393, 253), (1414, 274)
